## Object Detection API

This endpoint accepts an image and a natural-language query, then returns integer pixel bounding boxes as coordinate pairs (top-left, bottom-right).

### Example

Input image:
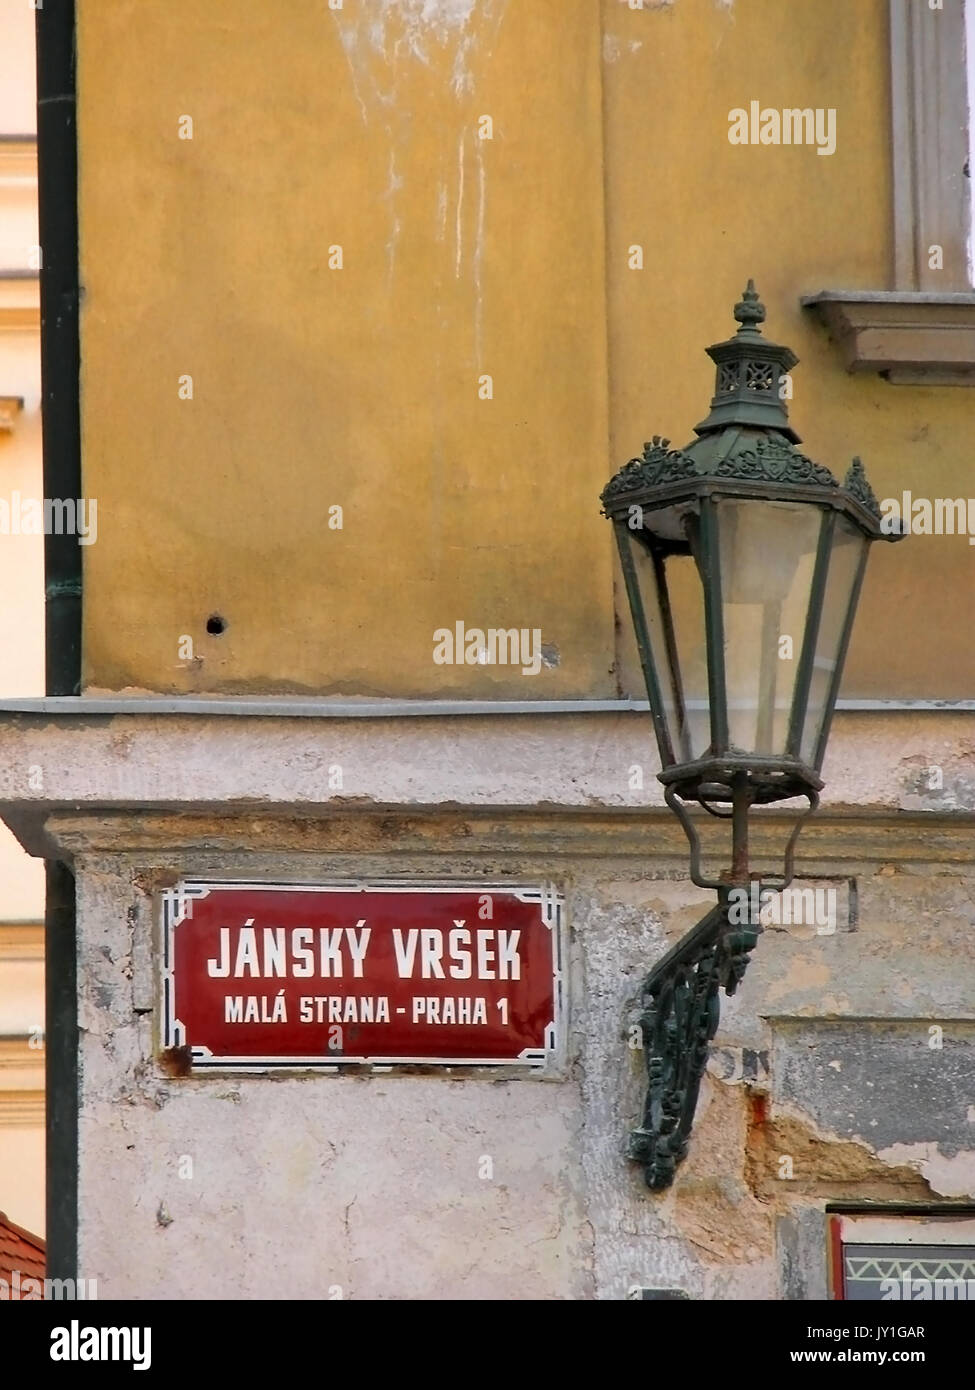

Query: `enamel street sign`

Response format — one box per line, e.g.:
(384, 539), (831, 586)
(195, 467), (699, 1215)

(161, 881), (563, 1070)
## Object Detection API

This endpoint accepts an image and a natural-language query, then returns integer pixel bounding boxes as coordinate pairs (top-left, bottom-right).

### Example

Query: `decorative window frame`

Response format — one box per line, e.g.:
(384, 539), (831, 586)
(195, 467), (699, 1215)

(891, 0), (970, 292)
(804, 0), (975, 384)
(829, 1209), (975, 1299)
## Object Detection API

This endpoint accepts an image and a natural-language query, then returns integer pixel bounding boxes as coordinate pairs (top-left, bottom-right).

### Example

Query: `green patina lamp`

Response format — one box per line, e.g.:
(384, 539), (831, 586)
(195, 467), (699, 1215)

(600, 282), (902, 1188)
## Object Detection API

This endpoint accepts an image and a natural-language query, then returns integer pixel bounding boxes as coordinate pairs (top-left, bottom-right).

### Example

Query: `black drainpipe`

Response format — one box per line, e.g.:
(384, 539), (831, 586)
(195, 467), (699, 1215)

(36, 0), (81, 1281)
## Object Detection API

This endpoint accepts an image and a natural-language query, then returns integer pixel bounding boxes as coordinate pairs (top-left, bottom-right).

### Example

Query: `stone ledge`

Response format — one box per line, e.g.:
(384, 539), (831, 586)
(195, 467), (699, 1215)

(0, 712), (971, 854)
(802, 290), (975, 384)
(18, 806), (975, 873)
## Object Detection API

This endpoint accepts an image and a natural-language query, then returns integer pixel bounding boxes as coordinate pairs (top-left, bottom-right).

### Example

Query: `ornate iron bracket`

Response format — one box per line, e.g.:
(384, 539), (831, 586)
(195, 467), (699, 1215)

(627, 893), (759, 1190)
(628, 776), (819, 1189)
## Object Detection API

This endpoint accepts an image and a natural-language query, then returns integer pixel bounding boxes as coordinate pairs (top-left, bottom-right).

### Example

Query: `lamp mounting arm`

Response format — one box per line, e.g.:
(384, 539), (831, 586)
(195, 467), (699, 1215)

(627, 895), (759, 1190)
(629, 778), (820, 1189)
(663, 780), (820, 891)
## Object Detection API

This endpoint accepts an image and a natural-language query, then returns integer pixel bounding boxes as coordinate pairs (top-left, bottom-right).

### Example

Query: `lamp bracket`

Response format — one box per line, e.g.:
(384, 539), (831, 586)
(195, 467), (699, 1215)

(628, 782), (819, 1190)
(627, 896), (759, 1190)
(663, 782), (819, 890)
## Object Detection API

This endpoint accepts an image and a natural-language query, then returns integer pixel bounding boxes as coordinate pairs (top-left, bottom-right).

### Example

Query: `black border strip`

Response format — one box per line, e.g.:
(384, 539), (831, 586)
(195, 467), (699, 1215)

(36, 0), (81, 1281)
(36, 0), (82, 696)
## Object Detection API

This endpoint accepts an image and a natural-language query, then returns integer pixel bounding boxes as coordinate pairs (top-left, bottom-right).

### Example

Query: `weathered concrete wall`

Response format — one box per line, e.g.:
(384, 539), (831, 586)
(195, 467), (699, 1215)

(74, 848), (590, 1300)
(0, 709), (971, 817)
(39, 797), (974, 1299)
(0, 707), (970, 1296)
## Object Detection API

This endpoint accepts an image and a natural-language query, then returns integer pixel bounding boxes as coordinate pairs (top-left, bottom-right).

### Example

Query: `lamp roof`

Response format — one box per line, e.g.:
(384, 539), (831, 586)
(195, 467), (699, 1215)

(601, 282), (895, 537)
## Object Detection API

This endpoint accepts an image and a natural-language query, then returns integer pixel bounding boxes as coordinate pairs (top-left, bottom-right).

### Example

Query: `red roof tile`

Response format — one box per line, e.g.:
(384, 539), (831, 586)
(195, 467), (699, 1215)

(0, 1211), (46, 1298)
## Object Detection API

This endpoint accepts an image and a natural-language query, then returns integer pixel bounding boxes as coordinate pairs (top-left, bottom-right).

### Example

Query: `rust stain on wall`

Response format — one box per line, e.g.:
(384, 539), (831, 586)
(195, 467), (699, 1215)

(745, 1101), (936, 1204)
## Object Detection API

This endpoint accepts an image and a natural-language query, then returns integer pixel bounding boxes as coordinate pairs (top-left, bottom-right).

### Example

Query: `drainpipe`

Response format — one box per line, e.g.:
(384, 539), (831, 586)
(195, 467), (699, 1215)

(37, 0), (81, 694)
(36, 0), (81, 1282)
(43, 862), (76, 1282)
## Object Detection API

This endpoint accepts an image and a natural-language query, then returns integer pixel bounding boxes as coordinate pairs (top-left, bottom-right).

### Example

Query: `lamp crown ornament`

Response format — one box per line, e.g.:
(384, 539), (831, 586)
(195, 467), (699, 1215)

(694, 278), (800, 440)
(733, 277), (765, 331)
(601, 281), (887, 528)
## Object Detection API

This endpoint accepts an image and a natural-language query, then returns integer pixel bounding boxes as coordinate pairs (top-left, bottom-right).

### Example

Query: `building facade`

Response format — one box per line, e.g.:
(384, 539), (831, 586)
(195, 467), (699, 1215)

(0, 0), (47, 1242)
(1, 0), (974, 1298)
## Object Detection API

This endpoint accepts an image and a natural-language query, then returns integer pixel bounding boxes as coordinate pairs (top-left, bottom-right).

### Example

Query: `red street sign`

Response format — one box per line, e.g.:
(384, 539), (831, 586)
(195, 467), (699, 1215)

(162, 881), (563, 1069)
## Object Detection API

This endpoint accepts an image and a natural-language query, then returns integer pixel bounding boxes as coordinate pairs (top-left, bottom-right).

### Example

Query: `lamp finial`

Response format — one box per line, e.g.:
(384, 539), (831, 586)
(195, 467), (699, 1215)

(734, 280), (765, 333)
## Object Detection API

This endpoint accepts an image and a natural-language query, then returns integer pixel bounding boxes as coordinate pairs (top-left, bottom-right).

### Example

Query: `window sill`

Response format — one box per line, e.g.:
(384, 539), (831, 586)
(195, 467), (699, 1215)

(801, 290), (975, 385)
(0, 396), (23, 432)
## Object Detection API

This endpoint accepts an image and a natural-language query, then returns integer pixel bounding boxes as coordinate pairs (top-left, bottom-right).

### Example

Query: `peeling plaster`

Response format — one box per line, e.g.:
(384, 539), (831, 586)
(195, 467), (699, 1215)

(361, 0), (488, 98)
(48, 758), (975, 1295)
(746, 1098), (936, 1203)
(899, 764), (975, 813)
(602, 35), (644, 63)
(877, 1142), (975, 1198)
(331, 0), (506, 301)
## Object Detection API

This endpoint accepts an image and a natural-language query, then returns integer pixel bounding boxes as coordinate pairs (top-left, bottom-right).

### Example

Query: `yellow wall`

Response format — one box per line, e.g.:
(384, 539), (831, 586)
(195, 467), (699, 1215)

(77, 0), (614, 697)
(77, 0), (973, 699)
(602, 0), (972, 701)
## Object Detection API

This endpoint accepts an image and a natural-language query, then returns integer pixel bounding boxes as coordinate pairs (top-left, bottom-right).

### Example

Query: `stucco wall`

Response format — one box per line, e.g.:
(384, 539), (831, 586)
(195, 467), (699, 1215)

(0, 700), (967, 1296)
(59, 818), (975, 1299)
(0, 697), (944, 1299)
(23, 0), (975, 1298)
(75, 0), (614, 697)
(74, 0), (975, 700)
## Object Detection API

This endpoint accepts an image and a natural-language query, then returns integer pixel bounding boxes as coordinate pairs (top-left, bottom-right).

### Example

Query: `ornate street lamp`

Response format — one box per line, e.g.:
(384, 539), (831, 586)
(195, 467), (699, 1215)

(601, 282), (902, 1189)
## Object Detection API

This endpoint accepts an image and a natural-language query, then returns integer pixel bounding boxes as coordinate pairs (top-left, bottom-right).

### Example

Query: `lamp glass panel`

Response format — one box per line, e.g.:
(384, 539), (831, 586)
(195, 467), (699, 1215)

(716, 498), (823, 756)
(617, 527), (681, 764)
(800, 514), (867, 767)
(662, 550), (710, 761)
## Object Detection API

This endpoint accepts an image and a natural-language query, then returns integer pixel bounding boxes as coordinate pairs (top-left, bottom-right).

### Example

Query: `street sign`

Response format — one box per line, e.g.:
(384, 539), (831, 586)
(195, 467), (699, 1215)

(161, 881), (563, 1070)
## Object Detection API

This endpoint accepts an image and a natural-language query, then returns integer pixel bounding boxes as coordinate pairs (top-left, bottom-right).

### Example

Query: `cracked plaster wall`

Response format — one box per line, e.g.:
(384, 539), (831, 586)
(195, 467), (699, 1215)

(70, 822), (975, 1300)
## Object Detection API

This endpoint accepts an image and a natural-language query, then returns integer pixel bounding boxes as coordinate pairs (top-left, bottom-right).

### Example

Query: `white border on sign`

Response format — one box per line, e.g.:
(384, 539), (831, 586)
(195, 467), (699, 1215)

(160, 879), (564, 1072)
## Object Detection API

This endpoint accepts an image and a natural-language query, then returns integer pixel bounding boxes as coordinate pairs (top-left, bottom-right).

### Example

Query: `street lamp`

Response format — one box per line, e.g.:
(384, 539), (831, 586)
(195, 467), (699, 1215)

(601, 282), (902, 1188)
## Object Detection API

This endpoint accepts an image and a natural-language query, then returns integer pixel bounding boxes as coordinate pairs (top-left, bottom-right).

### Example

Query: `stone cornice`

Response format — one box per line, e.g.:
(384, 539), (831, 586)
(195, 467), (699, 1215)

(0, 396), (23, 432)
(802, 291), (975, 384)
(28, 807), (975, 875)
(0, 711), (971, 839)
(0, 136), (37, 180)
